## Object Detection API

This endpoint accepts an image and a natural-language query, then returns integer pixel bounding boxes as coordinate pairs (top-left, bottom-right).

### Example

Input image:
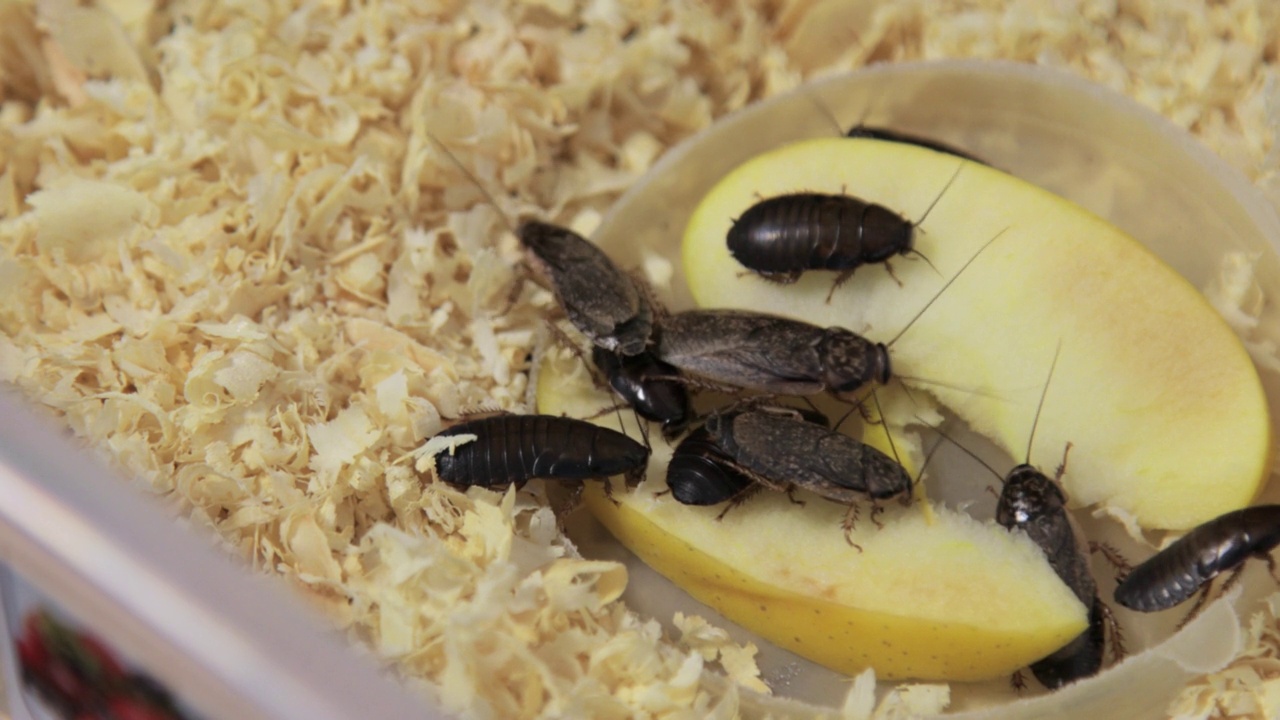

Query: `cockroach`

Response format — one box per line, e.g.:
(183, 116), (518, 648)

(996, 462), (1109, 690)
(725, 165), (961, 295)
(985, 346), (1120, 689)
(425, 134), (680, 445)
(996, 468), (1098, 614)
(520, 220), (654, 356)
(725, 89), (992, 297)
(844, 126), (989, 165)
(428, 414), (649, 489)
(802, 87), (990, 165)
(1113, 505), (1280, 615)
(665, 425), (756, 507)
(590, 346), (691, 440)
(655, 309), (886, 399)
(657, 228), (1008, 401)
(707, 405), (912, 548)
(707, 407), (911, 505)
(665, 405), (832, 508)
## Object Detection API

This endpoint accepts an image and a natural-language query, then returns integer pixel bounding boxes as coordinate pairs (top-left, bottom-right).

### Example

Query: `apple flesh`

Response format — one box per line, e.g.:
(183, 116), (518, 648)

(684, 138), (1272, 531)
(535, 348), (1088, 681)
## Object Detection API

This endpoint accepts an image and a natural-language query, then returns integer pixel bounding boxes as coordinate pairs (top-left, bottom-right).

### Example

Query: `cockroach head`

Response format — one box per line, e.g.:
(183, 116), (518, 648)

(702, 410), (741, 451)
(516, 219), (568, 249)
(995, 464), (1067, 527)
(862, 447), (912, 500)
(820, 329), (890, 396)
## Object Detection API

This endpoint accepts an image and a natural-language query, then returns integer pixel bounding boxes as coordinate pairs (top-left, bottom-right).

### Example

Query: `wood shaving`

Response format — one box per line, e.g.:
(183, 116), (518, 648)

(1206, 251), (1280, 374)
(1170, 595), (1280, 720)
(2, 0), (1279, 718)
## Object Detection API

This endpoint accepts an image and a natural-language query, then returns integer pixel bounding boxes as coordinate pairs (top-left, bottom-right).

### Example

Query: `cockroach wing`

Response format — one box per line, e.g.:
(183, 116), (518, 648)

(656, 310), (829, 395)
(720, 411), (869, 502)
(519, 221), (652, 355)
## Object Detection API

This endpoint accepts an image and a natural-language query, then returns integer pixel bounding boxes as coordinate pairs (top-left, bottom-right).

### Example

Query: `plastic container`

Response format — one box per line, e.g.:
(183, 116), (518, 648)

(2, 60), (1278, 720)
(584, 60), (1280, 716)
(0, 392), (442, 719)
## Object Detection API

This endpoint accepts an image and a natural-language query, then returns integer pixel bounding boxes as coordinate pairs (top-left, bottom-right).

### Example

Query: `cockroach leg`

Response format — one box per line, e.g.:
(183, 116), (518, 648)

(784, 487), (806, 507)
(1054, 442), (1074, 483)
(869, 501), (885, 529)
(715, 485), (763, 521)
(841, 503), (864, 552)
(1089, 541), (1133, 581)
(1010, 670), (1027, 693)
(1265, 553), (1280, 585)
(550, 482), (586, 522)
(1100, 601), (1126, 663)
(824, 268), (857, 304)
(601, 477), (622, 507)
(883, 260), (904, 287)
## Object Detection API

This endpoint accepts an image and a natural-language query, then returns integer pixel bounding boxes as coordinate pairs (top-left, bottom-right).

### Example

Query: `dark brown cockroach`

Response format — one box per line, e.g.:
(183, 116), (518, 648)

(424, 134), (681, 443)
(520, 220), (653, 356)
(726, 155), (964, 298)
(802, 86), (990, 165)
(664, 405), (832, 509)
(996, 462), (1108, 690)
(844, 126), (989, 165)
(428, 414), (649, 489)
(925, 345), (1117, 689)
(657, 228), (1008, 401)
(1113, 505), (1280, 615)
(705, 407), (912, 538)
(665, 425), (757, 508)
(590, 346), (691, 440)
(727, 88), (997, 297)
(655, 309), (887, 400)
(726, 170), (960, 296)
(987, 346), (1120, 689)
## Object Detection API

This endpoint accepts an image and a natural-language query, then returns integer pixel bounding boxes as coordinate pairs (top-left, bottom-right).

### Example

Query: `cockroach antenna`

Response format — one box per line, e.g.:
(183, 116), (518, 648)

(913, 433), (948, 490)
(910, 162), (964, 236)
(800, 84), (850, 137)
(912, 413), (1006, 484)
(870, 388), (904, 471)
(423, 131), (519, 236)
(885, 225), (1011, 348)
(1024, 341), (1063, 467)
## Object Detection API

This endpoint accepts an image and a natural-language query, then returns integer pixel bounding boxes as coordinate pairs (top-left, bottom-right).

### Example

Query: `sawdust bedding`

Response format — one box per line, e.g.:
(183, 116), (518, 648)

(2, 0), (1279, 718)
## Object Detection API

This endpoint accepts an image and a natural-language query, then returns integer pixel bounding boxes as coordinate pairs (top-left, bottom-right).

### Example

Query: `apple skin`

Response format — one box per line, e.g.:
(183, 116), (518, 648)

(684, 137), (1272, 531)
(535, 348), (1088, 681)
(580, 483), (1088, 681)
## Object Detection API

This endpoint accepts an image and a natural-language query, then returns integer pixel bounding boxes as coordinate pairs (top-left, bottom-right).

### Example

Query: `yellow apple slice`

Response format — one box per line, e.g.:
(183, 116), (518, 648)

(684, 137), (1271, 531)
(535, 347), (1088, 681)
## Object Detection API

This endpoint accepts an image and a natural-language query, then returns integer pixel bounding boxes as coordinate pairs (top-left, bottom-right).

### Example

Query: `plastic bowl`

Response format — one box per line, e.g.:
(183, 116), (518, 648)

(580, 60), (1280, 717)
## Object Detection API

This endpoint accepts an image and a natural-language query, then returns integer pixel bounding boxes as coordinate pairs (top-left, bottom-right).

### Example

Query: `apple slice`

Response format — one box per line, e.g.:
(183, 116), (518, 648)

(684, 137), (1271, 531)
(535, 347), (1088, 681)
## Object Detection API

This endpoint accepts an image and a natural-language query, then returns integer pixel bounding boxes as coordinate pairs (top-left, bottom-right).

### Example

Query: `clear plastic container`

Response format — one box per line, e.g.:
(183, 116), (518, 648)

(586, 60), (1280, 717)
(0, 392), (442, 719)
